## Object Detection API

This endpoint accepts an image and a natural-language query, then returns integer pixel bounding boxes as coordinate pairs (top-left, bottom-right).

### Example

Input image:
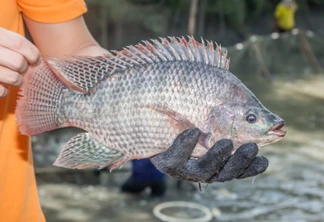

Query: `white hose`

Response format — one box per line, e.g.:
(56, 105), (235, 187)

(153, 201), (213, 222)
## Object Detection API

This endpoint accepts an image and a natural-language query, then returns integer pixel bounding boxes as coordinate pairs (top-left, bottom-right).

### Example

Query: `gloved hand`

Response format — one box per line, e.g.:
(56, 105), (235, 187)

(150, 128), (268, 183)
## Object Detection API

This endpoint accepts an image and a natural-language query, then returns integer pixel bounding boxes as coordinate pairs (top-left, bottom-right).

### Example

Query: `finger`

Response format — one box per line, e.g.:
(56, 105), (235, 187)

(0, 46), (28, 73)
(195, 139), (233, 178)
(166, 128), (200, 160)
(154, 128), (200, 164)
(0, 66), (23, 87)
(237, 156), (269, 179)
(151, 128), (200, 172)
(166, 139), (233, 182)
(151, 138), (233, 183)
(0, 85), (8, 98)
(210, 143), (259, 182)
(0, 27), (40, 65)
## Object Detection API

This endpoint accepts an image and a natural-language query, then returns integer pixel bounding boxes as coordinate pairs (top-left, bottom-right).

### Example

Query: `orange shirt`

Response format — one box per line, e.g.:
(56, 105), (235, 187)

(0, 1), (87, 221)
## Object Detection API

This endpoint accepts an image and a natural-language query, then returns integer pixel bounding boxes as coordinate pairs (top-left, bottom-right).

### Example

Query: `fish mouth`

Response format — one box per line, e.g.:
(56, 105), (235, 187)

(267, 121), (286, 137)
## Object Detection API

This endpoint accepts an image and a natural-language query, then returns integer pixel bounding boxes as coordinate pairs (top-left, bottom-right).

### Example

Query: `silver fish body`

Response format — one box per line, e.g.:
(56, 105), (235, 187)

(16, 37), (286, 170)
(62, 61), (239, 157)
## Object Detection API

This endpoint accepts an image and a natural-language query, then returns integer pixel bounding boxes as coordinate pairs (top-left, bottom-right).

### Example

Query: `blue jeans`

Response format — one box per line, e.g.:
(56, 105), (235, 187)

(131, 159), (165, 182)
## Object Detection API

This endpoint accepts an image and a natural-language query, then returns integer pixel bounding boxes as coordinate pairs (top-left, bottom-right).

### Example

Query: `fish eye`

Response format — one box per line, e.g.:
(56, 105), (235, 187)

(246, 114), (257, 124)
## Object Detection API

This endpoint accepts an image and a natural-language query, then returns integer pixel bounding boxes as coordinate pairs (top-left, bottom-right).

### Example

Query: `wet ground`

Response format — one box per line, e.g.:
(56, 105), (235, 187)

(36, 74), (324, 222)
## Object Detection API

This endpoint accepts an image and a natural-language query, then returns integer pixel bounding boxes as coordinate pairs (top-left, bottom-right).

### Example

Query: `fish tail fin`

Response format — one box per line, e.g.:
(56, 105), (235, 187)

(16, 61), (66, 135)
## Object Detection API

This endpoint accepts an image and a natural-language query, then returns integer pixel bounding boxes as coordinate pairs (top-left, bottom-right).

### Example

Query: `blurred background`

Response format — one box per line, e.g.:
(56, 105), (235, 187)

(32, 0), (324, 221)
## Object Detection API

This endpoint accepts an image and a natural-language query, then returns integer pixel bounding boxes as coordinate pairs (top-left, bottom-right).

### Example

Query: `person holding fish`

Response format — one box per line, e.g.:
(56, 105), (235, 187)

(0, 0), (277, 221)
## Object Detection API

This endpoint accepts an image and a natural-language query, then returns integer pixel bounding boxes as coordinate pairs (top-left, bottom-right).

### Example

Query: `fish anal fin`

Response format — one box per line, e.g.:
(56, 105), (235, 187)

(53, 133), (123, 169)
(45, 55), (113, 93)
(44, 59), (87, 93)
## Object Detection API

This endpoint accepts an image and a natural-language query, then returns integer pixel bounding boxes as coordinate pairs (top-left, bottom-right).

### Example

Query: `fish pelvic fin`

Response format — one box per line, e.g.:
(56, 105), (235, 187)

(15, 60), (66, 135)
(53, 133), (123, 170)
(45, 36), (229, 93)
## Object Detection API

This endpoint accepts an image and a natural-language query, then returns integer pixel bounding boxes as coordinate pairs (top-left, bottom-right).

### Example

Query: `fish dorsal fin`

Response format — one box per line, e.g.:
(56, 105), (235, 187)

(46, 36), (230, 93)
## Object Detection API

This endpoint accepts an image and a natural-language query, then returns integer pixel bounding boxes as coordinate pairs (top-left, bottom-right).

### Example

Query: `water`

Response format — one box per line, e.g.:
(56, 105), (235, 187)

(36, 74), (324, 222)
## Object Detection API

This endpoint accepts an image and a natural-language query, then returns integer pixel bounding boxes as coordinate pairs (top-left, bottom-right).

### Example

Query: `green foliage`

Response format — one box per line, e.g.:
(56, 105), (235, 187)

(310, 0), (324, 5)
(86, 0), (323, 39)
(245, 0), (268, 18)
(201, 0), (323, 36)
(164, 0), (189, 9)
(142, 0), (323, 36)
(218, 0), (247, 35)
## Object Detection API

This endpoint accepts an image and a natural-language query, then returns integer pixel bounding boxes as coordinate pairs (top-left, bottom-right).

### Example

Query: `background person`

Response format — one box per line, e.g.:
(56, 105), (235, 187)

(274, 0), (298, 32)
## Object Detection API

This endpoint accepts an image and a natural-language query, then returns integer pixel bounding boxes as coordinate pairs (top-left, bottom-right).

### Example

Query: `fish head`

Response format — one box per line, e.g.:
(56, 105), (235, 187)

(208, 103), (286, 150)
(231, 105), (286, 148)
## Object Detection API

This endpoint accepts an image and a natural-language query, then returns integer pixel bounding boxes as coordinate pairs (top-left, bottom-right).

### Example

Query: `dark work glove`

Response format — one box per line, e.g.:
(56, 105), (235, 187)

(150, 128), (268, 183)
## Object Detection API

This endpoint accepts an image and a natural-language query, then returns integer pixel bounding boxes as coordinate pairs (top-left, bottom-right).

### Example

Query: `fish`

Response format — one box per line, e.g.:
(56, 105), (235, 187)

(15, 37), (286, 170)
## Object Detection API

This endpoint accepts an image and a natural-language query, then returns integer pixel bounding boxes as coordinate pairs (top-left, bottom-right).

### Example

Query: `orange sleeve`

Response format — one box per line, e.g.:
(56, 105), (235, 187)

(17, 0), (87, 23)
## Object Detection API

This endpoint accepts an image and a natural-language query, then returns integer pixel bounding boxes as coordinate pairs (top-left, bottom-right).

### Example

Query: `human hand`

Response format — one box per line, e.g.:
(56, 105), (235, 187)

(150, 128), (269, 183)
(0, 27), (40, 98)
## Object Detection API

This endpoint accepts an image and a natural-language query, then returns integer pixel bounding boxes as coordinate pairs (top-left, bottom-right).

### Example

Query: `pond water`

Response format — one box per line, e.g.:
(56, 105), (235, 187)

(37, 74), (324, 222)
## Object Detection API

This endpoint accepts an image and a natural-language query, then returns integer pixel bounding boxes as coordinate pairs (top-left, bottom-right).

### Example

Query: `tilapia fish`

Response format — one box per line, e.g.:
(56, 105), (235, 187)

(16, 37), (286, 170)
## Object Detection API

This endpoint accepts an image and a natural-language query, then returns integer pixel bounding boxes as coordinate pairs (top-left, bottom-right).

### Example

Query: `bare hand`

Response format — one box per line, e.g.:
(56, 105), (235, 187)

(0, 27), (40, 98)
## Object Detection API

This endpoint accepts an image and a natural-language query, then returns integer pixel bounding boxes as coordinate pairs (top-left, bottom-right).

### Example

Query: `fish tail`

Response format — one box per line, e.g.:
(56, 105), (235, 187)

(15, 60), (66, 135)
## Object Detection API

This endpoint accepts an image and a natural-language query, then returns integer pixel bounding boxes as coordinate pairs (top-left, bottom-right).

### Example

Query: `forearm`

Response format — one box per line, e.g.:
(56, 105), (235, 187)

(23, 15), (108, 57)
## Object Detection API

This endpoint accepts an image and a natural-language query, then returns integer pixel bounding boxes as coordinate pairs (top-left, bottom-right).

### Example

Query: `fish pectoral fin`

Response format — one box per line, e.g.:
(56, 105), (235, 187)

(145, 106), (211, 149)
(145, 106), (196, 131)
(198, 132), (212, 149)
(53, 133), (123, 170)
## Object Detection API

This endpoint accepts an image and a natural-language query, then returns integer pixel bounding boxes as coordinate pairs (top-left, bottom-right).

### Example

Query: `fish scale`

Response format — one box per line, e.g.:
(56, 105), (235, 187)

(16, 37), (286, 170)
